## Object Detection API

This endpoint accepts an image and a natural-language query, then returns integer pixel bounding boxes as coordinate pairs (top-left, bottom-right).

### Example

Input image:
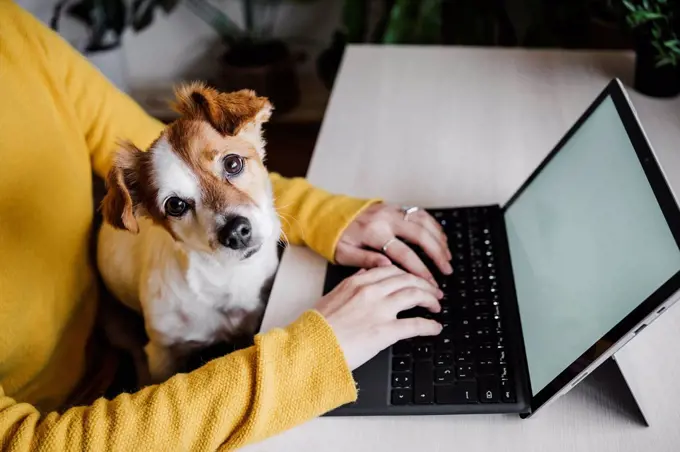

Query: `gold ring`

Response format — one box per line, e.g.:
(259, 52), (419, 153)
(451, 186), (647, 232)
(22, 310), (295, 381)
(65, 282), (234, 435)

(381, 238), (398, 254)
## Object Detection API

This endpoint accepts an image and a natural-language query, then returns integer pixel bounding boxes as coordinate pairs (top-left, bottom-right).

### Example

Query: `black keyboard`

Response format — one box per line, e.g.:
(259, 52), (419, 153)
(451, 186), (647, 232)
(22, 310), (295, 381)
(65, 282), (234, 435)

(390, 206), (517, 406)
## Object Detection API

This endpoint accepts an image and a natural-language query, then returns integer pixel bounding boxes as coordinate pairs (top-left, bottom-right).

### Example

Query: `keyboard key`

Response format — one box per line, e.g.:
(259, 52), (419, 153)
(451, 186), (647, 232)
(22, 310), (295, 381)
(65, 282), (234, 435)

(392, 357), (412, 372)
(435, 353), (454, 367)
(435, 334), (453, 351)
(479, 380), (500, 403)
(440, 306), (452, 317)
(499, 365), (510, 380)
(498, 349), (507, 364)
(414, 344), (433, 360)
(435, 385), (466, 404)
(477, 350), (497, 364)
(474, 328), (492, 341)
(501, 380), (516, 403)
(455, 330), (473, 343)
(458, 317), (471, 328)
(414, 361), (434, 404)
(477, 361), (496, 376)
(435, 368), (454, 384)
(456, 365), (474, 380)
(391, 388), (412, 405)
(456, 347), (473, 363)
(392, 340), (411, 355)
(392, 372), (412, 388)
(460, 381), (478, 403)
(435, 382), (477, 404)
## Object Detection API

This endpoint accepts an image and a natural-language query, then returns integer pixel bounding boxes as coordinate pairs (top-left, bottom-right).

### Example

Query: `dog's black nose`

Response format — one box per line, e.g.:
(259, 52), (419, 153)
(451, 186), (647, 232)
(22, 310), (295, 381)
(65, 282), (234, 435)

(219, 216), (252, 250)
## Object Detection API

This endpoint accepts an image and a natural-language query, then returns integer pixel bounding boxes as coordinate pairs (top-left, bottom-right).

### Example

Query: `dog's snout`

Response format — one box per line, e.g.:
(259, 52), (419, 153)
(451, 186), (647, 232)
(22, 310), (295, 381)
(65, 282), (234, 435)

(219, 216), (252, 250)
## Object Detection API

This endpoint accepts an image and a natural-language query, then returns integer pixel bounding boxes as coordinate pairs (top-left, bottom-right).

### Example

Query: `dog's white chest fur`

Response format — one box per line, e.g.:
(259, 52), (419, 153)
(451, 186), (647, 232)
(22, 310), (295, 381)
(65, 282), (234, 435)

(147, 241), (279, 344)
(97, 218), (279, 380)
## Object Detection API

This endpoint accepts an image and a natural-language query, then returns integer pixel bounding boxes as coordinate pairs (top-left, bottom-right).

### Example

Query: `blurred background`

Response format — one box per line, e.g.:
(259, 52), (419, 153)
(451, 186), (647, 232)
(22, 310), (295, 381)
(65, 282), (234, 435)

(16, 0), (679, 177)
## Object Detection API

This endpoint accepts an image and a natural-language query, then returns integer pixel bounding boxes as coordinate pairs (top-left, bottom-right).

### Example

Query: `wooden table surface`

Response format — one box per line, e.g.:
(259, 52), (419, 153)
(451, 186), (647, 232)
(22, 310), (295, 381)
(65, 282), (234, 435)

(247, 46), (680, 452)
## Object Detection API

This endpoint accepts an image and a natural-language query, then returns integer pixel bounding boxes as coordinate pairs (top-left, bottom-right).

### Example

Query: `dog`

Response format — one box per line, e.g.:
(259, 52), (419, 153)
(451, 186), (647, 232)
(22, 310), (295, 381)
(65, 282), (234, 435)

(96, 82), (281, 383)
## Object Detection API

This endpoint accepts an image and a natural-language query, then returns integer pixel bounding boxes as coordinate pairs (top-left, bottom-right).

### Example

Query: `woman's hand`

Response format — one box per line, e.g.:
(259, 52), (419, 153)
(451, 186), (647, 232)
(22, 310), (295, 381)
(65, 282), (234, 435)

(335, 203), (453, 285)
(315, 266), (443, 370)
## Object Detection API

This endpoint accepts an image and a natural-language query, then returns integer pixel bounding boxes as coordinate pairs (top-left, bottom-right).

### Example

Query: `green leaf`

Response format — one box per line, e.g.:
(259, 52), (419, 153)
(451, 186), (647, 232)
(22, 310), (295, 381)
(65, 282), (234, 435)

(641, 11), (664, 20)
(656, 56), (673, 67)
(342, 0), (367, 42)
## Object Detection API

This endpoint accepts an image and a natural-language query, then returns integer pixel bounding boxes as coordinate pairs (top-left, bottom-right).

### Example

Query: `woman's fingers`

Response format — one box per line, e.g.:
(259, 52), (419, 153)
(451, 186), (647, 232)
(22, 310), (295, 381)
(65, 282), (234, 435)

(409, 211), (451, 259)
(373, 272), (442, 300)
(394, 220), (452, 275)
(348, 264), (405, 286)
(389, 317), (443, 343)
(377, 238), (436, 284)
(389, 287), (441, 313)
(335, 242), (392, 270)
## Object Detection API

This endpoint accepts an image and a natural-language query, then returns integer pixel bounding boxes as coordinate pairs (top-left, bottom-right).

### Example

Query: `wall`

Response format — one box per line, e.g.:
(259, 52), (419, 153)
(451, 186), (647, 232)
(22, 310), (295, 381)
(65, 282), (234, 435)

(17, 0), (343, 121)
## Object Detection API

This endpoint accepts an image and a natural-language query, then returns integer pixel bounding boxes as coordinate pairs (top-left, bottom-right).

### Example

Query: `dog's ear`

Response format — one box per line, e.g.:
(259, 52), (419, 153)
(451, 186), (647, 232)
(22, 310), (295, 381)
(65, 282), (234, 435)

(101, 142), (142, 233)
(172, 82), (272, 155)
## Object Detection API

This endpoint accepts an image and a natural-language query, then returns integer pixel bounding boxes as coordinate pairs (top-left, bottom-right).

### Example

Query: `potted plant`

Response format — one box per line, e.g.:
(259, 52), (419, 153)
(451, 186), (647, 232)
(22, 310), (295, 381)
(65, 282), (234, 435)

(51, 0), (179, 92)
(184, 0), (319, 114)
(317, 0), (441, 91)
(623, 0), (680, 97)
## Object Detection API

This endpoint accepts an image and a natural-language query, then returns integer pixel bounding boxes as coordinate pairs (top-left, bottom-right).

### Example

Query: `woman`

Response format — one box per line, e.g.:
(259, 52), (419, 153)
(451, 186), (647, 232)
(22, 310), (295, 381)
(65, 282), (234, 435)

(0, 1), (451, 450)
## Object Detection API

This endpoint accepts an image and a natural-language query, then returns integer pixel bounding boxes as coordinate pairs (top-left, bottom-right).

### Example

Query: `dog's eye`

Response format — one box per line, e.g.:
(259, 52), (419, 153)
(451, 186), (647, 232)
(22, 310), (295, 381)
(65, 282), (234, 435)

(165, 197), (188, 217)
(223, 154), (244, 176)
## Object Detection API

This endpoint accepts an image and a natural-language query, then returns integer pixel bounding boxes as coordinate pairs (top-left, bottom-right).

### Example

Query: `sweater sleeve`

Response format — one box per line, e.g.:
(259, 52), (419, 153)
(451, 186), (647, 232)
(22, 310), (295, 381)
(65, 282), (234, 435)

(269, 173), (380, 262)
(0, 311), (357, 451)
(15, 1), (166, 179)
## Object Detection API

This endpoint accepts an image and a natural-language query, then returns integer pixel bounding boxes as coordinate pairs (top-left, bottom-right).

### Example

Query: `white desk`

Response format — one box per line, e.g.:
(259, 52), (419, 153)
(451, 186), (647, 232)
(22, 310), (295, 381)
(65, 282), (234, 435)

(249, 46), (680, 452)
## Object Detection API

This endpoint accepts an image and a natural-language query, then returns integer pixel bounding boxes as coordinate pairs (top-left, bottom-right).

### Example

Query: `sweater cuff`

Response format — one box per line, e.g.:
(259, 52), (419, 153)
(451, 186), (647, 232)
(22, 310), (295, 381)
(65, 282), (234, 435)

(291, 310), (358, 406)
(256, 309), (358, 419)
(313, 197), (382, 263)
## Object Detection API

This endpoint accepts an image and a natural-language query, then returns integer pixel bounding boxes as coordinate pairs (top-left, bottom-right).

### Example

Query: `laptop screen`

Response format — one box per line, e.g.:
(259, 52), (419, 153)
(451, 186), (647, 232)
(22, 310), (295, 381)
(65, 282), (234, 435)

(504, 95), (680, 396)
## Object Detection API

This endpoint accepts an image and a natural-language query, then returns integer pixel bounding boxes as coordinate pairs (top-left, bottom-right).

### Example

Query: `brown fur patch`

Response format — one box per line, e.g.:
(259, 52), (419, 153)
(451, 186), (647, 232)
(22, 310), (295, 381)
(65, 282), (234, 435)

(171, 81), (272, 136)
(165, 120), (264, 213)
(101, 141), (174, 235)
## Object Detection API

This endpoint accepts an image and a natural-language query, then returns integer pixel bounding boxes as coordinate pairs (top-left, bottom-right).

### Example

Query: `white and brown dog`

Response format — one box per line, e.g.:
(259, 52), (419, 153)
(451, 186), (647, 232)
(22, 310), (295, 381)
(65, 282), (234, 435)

(97, 82), (281, 383)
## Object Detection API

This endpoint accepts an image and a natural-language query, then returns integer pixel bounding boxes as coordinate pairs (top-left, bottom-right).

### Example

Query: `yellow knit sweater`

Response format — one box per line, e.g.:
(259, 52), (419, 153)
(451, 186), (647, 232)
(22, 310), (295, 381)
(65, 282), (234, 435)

(0, 1), (370, 449)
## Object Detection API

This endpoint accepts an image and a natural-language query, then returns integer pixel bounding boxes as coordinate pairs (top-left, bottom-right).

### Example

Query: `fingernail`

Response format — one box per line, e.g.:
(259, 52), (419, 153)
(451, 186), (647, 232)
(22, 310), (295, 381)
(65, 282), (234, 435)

(443, 262), (453, 275)
(447, 250), (452, 261)
(437, 289), (444, 299)
(429, 277), (438, 287)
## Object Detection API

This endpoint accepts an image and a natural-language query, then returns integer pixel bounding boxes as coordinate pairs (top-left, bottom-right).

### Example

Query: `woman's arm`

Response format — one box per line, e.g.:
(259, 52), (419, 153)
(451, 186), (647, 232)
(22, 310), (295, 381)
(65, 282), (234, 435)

(269, 173), (380, 262)
(0, 311), (356, 451)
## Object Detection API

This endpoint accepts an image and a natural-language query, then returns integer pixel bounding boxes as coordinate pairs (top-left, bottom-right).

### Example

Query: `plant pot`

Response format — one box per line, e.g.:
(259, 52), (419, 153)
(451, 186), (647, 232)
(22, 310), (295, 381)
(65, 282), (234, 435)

(212, 40), (301, 115)
(634, 38), (680, 98)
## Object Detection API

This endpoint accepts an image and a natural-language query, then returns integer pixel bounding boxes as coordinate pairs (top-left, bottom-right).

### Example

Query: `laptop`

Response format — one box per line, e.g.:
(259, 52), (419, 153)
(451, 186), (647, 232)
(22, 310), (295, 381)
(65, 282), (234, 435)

(321, 78), (680, 418)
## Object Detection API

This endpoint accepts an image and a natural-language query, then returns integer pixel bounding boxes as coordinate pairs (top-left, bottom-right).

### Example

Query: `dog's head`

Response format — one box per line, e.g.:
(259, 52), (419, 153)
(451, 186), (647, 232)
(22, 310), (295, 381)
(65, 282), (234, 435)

(101, 82), (278, 259)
